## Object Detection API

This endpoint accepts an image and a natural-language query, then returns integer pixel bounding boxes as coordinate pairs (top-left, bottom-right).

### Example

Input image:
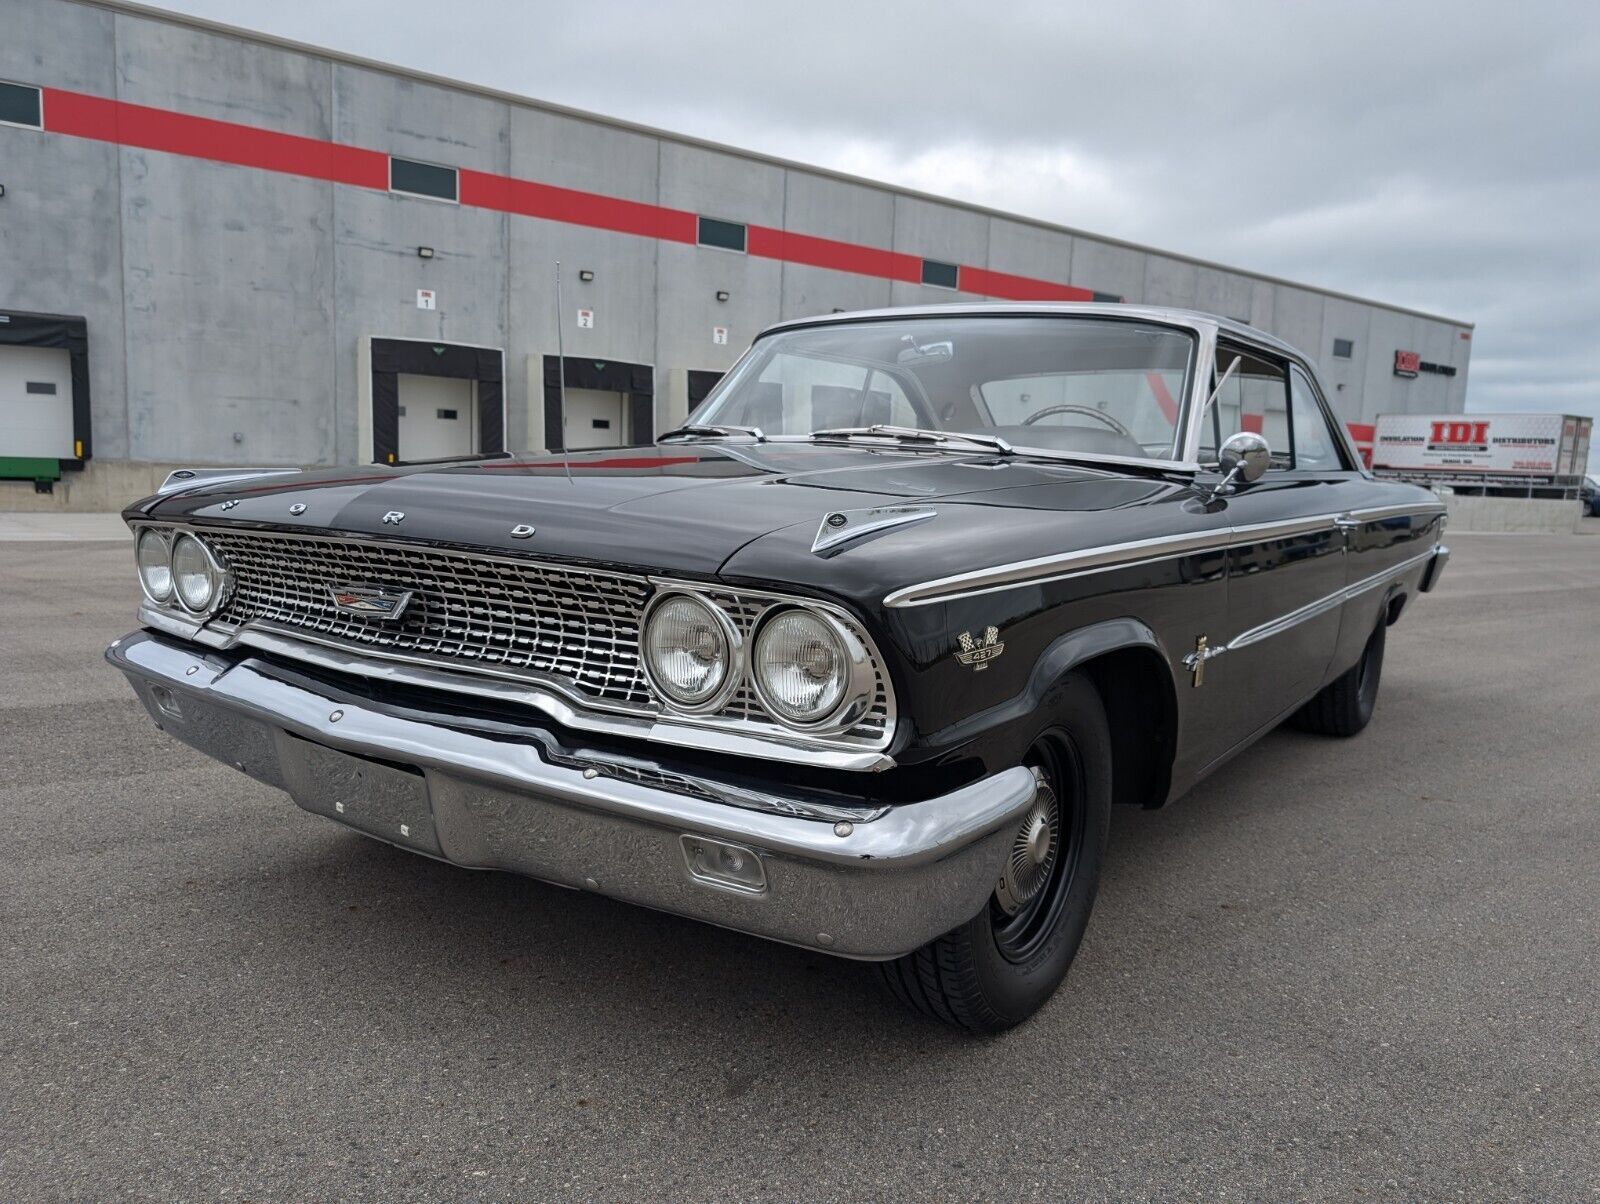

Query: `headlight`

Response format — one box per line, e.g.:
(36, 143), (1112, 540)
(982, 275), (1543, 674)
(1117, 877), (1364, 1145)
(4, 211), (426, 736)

(135, 527), (173, 604)
(170, 532), (224, 614)
(752, 608), (857, 727)
(642, 593), (735, 709)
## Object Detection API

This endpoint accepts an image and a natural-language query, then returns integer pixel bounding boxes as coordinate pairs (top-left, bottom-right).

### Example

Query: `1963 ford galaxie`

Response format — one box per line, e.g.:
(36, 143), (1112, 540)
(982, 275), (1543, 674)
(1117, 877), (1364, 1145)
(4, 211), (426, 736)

(109, 304), (1449, 1032)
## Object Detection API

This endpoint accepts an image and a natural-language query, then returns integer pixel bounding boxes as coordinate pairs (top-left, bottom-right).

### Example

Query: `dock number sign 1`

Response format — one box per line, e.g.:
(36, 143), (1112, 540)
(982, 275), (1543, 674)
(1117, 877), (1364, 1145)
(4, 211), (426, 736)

(416, 289), (436, 311)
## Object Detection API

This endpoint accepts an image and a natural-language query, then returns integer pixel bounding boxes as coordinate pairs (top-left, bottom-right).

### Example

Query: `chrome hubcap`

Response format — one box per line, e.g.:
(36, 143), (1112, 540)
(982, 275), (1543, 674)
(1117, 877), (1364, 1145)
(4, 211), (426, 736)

(995, 765), (1060, 916)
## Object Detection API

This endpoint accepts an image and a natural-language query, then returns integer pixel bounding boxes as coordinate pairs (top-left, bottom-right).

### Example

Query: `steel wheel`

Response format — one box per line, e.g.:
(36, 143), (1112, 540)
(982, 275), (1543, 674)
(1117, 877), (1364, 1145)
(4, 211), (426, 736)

(991, 737), (1086, 964)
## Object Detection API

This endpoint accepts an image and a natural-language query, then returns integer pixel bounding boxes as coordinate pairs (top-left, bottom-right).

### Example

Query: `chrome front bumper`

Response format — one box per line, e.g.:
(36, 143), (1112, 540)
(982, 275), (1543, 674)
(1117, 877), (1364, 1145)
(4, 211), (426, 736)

(108, 630), (1037, 960)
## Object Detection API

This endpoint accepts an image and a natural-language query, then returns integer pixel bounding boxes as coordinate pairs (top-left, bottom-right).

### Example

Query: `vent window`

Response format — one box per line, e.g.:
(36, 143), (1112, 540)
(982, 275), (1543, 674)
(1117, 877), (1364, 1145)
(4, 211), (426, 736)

(1332, 338), (1355, 359)
(0, 81), (42, 129)
(921, 259), (960, 290)
(389, 157), (458, 202)
(697, 216), (747, 253)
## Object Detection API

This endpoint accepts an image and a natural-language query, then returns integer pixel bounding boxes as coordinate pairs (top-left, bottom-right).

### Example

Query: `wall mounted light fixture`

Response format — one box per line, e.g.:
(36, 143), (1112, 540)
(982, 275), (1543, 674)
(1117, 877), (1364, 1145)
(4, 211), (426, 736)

(579, 269), (595, 282)
(715, 290), (730, 302)
(417, 246), (435, 259)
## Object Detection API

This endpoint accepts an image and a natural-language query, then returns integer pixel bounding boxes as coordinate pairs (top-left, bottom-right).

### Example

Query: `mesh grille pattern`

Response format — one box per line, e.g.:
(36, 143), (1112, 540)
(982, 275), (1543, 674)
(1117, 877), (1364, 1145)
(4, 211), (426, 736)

(197, 528), (892, 746)
(207, 530), (654, 704)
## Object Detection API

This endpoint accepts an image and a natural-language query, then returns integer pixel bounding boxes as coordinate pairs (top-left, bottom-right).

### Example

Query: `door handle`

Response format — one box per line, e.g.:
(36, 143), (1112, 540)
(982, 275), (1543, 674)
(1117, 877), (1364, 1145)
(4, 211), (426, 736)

(1334, 515), (1362, 531)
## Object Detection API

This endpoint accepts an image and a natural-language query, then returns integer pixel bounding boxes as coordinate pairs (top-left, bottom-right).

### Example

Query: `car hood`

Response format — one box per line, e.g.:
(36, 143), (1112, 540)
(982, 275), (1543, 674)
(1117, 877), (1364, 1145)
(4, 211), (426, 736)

(132, 443), (1181, 579)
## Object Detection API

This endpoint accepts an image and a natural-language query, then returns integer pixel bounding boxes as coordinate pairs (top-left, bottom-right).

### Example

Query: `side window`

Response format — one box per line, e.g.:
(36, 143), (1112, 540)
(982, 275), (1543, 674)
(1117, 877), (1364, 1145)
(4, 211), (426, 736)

(1288, 365), (1348, 472)
(1202, 345), (1291, 469)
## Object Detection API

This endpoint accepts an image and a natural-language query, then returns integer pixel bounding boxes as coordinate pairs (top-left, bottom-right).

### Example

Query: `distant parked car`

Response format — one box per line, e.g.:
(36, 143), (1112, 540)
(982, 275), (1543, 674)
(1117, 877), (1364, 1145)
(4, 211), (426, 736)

(1582, 475), (1600, 517)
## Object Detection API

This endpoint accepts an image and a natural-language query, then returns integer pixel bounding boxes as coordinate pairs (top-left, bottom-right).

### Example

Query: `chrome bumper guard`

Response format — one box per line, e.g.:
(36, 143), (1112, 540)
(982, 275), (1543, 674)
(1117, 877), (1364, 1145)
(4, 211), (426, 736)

(108, 631), (1036, 960)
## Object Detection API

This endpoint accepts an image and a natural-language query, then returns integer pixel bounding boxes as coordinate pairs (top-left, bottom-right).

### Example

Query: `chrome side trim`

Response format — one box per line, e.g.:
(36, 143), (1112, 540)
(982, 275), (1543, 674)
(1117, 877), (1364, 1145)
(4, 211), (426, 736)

(883, 528), (1233, 608)
(1216, 548), (1437, 656)
(1347, 503), (1448, 522)
(884, 508), (1446, 608)
(138, 604), (897, 772)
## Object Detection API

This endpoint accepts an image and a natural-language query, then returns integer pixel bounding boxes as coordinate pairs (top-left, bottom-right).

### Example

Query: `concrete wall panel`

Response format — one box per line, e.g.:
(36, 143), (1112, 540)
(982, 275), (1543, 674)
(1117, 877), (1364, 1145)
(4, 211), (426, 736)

(1143, 255), (1199, 309)
(986, 219), (1074, 288)
(1069, 238), (1146, 302)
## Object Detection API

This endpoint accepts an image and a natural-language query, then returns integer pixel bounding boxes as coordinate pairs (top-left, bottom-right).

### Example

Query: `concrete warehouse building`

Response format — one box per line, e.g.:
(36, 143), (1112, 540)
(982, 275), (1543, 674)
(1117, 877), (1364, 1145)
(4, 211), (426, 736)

(1, 0), (1475, 508)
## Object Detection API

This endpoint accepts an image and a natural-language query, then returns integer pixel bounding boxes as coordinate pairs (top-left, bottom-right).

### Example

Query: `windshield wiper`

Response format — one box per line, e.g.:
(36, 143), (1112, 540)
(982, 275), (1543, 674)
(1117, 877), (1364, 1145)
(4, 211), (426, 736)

(658, 423), (767, 442)
(809, 424), (1014, 455)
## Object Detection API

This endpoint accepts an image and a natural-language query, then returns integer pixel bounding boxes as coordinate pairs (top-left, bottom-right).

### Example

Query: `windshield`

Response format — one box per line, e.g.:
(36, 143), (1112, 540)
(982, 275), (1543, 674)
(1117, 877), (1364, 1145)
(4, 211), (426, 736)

(690, 316), (1197, 462)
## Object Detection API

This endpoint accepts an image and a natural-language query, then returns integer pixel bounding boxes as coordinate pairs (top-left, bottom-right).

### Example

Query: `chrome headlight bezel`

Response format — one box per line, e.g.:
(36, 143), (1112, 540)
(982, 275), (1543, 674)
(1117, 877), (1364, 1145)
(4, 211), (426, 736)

(639, 590), (742, 714)
(750, 605), (876, 733)
(135, 526), (175, 606)
(168, 531), (230, 617)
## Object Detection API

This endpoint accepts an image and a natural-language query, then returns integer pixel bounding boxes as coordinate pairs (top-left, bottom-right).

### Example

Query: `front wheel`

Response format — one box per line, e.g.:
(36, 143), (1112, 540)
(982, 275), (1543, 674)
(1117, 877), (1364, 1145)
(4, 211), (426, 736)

(877, 674), (1112, 1033)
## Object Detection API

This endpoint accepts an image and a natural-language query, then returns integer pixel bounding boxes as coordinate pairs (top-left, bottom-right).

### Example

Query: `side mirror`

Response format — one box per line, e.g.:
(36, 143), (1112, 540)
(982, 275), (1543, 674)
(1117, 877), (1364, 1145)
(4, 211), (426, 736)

(1218, 431), (1270, 490)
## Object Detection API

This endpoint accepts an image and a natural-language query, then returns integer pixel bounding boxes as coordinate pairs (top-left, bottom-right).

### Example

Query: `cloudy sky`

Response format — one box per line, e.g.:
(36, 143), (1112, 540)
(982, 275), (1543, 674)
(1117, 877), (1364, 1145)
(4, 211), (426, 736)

(159, 0), (1600, 425)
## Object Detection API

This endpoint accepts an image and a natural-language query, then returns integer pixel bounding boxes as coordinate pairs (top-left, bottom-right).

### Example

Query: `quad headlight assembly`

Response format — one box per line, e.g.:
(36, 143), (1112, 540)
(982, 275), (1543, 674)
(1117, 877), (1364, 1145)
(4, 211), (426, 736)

(640, 588), (876, 734)
(133, 526), (230, 618)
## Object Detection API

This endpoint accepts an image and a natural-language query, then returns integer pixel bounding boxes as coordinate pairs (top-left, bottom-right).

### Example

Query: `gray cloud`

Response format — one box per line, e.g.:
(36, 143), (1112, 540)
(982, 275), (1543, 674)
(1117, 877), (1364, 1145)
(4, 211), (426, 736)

(155, 0), (1600, 426)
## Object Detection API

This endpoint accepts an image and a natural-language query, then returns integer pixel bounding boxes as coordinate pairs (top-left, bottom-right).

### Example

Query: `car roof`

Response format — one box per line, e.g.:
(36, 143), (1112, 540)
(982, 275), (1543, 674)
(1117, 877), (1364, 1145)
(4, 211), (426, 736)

(758, 302), (1308, 362)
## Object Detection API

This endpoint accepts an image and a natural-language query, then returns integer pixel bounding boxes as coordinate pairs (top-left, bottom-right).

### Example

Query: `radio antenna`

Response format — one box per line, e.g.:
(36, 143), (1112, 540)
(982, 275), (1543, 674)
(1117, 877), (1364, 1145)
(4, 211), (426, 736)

(554, 260), (573, 484)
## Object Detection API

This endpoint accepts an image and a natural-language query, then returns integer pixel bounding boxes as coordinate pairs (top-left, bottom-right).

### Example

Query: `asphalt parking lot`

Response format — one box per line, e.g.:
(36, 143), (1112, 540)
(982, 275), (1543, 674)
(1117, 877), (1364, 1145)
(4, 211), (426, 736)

(3, 525), (1597, 1201)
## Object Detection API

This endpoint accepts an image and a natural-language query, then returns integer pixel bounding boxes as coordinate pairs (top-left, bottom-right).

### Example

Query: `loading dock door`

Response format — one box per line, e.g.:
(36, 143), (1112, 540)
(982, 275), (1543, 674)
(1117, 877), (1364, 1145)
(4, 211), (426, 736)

(563, 387), (626, 448)
(0, 345), (75, 457)
(397, 375), (476, 461)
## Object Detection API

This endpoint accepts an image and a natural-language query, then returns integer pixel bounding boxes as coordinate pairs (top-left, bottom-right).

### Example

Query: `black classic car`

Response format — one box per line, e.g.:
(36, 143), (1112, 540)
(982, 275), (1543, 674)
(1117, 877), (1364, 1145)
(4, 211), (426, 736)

(109, 304), (1449, 1032)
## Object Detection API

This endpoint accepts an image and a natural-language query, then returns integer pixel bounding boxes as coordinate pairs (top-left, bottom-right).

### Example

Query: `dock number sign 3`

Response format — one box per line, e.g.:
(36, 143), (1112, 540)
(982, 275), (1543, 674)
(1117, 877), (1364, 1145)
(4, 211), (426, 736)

(713, 326), (729, 345)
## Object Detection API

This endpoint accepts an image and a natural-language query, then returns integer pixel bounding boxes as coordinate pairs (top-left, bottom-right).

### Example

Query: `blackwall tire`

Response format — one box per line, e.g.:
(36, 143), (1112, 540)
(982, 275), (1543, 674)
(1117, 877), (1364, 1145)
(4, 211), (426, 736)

(876, 673), (1112, 1033)
(1290, 619), (1386, 738)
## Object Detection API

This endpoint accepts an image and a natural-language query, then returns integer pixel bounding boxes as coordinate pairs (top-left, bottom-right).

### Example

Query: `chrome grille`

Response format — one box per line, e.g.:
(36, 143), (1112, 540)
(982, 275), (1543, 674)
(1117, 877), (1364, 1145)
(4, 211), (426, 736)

(206, 530), (654, 706)
(193, 527), (893, 748)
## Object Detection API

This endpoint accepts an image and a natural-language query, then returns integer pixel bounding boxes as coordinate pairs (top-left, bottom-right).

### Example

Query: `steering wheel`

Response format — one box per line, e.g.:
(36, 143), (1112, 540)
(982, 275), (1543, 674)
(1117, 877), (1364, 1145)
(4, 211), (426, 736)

(1020, 404), (1134, 438)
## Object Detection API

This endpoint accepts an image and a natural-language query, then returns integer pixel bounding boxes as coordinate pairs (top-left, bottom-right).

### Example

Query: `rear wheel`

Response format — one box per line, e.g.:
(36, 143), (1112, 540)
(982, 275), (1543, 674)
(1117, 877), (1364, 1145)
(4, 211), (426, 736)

(1290, 619), (1386, 737)
(877, 673), (1112, 1033)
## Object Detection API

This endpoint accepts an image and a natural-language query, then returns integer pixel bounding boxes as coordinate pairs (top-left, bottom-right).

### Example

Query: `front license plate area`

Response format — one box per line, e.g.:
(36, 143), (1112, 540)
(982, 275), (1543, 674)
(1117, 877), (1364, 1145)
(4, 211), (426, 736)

(275, 732), (442, 856)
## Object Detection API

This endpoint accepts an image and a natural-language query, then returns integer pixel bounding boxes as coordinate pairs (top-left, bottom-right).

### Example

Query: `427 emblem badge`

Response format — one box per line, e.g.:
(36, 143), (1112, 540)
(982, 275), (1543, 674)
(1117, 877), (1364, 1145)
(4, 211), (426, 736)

(955, 626), (1005, 671)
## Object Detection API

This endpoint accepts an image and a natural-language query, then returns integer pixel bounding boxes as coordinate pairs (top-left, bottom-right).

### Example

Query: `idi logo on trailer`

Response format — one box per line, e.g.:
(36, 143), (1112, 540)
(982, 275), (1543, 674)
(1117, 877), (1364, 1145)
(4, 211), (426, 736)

(1429, 420), (1490, 451)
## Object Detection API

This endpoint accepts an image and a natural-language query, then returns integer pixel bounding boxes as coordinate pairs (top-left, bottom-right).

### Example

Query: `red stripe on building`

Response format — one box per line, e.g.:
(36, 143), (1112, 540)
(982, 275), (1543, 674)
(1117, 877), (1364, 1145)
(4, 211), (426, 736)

(959, 266), (1095, 303)
(43, 87), (388, 189)
(459, 170), (697, 243)
(38, 85), (1104, 307)
(746, 226), (922, 283)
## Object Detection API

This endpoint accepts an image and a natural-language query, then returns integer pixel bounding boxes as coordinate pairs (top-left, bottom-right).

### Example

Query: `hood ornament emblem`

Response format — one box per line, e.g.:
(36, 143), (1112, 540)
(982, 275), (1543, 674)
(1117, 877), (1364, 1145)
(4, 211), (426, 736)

(811, 506), (937, 556)
(381, 510), (405, 525)
(288, 503), (307, 515)
(329, 585), (414, 620)
(956, 626), (1005, 672)
(510, 524), (535, 539)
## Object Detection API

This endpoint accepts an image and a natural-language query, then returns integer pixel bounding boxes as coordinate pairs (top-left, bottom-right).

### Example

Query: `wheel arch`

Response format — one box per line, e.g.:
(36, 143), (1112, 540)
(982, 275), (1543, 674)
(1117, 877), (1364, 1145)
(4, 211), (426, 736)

(1031, 619), (1179, 811)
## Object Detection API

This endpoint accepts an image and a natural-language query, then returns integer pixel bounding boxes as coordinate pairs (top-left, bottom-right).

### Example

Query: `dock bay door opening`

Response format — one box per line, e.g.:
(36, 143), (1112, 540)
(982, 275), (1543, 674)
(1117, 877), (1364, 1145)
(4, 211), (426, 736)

(0, 310), (92, 480)
(543, 357), (653, 452)
(370, 338), (504, 465)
